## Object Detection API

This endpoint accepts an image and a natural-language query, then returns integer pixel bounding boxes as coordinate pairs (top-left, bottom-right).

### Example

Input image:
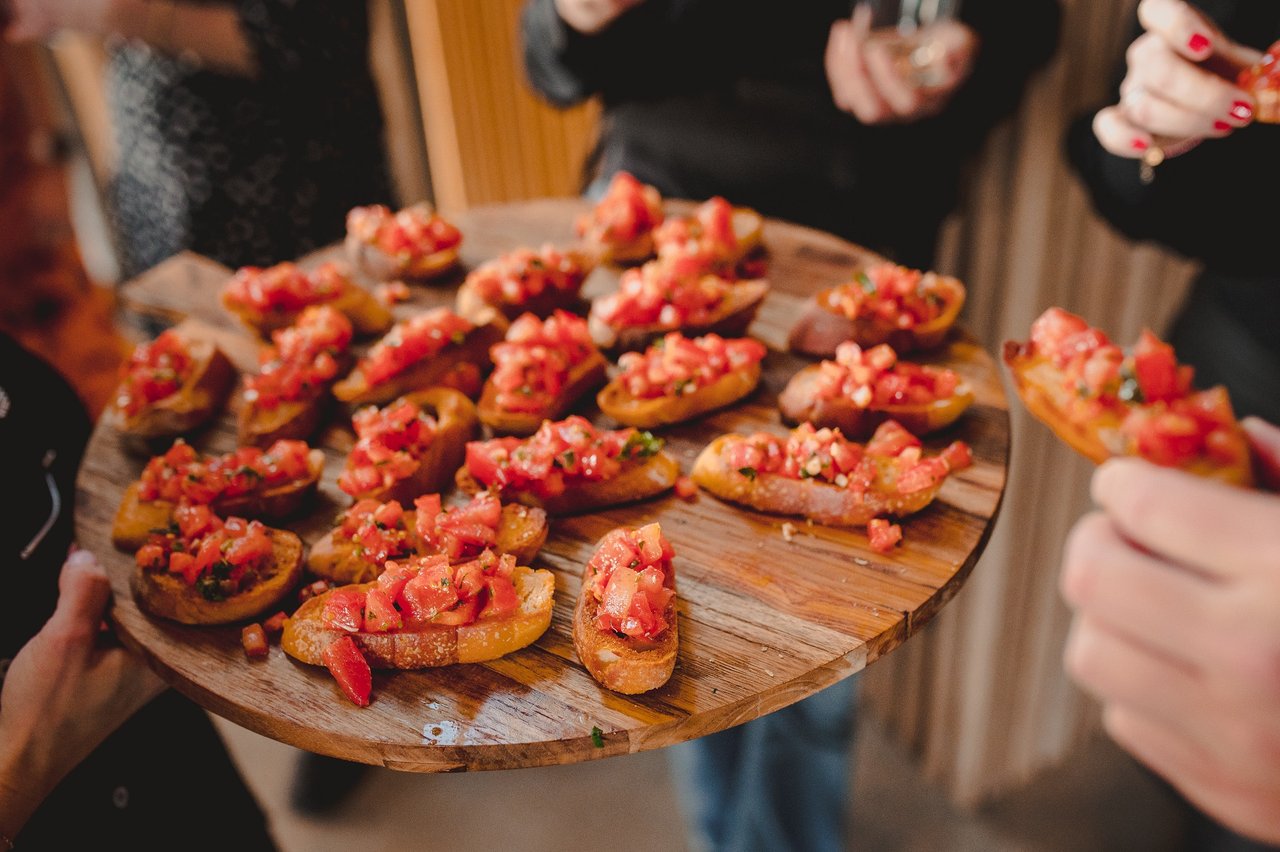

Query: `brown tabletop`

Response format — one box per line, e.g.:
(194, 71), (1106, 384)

(76, 198), (1010, 772)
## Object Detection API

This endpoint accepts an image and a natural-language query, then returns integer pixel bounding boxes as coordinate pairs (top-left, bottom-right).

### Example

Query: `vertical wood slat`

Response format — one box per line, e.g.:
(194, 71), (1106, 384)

(862, 0), (1201, 805)
(402, 0), (599, 213)
(369, 0), (434, 208)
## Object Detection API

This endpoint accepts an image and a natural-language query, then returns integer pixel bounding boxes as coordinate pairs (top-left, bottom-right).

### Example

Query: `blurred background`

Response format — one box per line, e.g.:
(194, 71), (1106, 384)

(0, 0), (1206, 848)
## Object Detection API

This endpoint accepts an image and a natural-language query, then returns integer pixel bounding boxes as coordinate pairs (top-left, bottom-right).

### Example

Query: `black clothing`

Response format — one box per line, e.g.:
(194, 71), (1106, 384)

(1065, 0), (1280, 424)
(0, 333), (275, 850)
(521, 0), (1061, 268)
(108, 0), (393, 278)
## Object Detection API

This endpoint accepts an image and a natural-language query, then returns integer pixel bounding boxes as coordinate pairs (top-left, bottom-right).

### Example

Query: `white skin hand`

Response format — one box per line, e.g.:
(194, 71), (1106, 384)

(1060, 417), (1280, 845)
(554, 0), (646, 36)
(1091, 0), (1262, 160)
(825, 3), (978, 125)
(0, 550), (166, 841)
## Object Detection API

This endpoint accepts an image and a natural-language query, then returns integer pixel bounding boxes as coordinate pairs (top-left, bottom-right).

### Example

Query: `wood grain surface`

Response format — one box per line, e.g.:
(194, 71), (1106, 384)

(77, 198), (1010, 772)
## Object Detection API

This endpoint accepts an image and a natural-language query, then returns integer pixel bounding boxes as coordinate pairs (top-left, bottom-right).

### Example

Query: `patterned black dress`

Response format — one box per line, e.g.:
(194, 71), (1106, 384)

(107, 0), (393, 277)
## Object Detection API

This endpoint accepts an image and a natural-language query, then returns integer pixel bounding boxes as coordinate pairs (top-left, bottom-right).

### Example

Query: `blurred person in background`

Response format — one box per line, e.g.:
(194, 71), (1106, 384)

(522, 2), (1060, 850)
(1064, 0), (1280, 848)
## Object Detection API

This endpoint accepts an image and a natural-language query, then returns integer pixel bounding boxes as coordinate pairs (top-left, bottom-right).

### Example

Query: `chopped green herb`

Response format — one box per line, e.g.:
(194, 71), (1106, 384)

(737, 467), (757, 480)
(196, 575), (226, 602)
(622, 430), (664, 459)
(857, 272), (876, 295)
(1117, 364), (1144, 404)
(591, 726), (604, 748)
(451, 330), (467, 345)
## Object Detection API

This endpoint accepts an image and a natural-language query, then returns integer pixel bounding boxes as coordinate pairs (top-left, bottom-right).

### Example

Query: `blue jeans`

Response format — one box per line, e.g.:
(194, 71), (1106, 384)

(667, 675), (859, 852)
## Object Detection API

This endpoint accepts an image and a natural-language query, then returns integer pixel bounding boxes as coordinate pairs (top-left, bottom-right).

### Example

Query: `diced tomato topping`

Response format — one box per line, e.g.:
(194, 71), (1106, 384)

(593, 252), (738, 330)
(478, 574), (520, 621)
(346, 203), (462, 259)
(134, 513), (274, 600)
(263, 611), (288, 634)
(138, 438), (313, 505)
(616, 332), (766, 399)
(363, 586), (403, 633)
(357, 308), (475, 387)
(415, 491), (503, 563)
(322, 589), (367, 633)
(374, 281), (411, 306)
(337, 398), (438, 499)
(114, 329), (194, 417)
(337, 498), (414, 565)
(586, 524), (674, 642)
(489, 311), (598, 414)
(463, 415), (663, 500)
(674, 475), (698, 500)
(223, 260), (351, 313)
(653, 196), (740, 272)
(811, 342), (962, 409)
(819, 263), (952, 329)
(867, 518), (903, 554)
(322, 635), (372, 707)
(575, 171), (663, 248)
(399, 559), (460, 625)
(242, 623), (269, 659)
(299, 579), (336, 603)
(466, 244), (590, 306)
(244, 305), (353, 409)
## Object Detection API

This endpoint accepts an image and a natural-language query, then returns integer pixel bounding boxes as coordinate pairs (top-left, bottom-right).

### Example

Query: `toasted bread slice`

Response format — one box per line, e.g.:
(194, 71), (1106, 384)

(307, 503), (549, 585)
(777, 363), (973, 439)
(455, 450), (680, 516)
(346, 233), (460, 283)
(236, 393), (330, 449)
(588, 278), (769, 355)
(332, 310), (506, 408)
(222, 278), (393, 340)
(111, 448), (326, 551)
(103, 338), (236, 443)
(597, 361), (761, 429)
(133, 527), (304, 625)
(477, 350), (609, 436)
(788, 273), (965, 358)
(281, 565), (554, 668)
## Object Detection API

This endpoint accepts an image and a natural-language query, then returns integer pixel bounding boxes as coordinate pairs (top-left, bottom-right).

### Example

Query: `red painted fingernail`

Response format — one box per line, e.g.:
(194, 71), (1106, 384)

(1188, 33), (1210, 53)
(1230, 100), (1254, 121)
(1213, 120), (1232, 131)
(1131, 138), (1149, 151)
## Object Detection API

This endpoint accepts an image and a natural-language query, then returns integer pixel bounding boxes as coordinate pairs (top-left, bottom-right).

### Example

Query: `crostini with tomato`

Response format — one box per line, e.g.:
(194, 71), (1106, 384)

(132, 504), (304, 625)
(573, 523), (678, 695)
(337, 388), (478, 505)
(307, 491), (548, 585)
(1238, 39), (1280, 123)
(112, 438), (325, 551)
(221, 260), (393, 339)
(652, 195), (764, 275)
(345, 202), (463, 282)
(692, 420), (972, 552)
(1003, 307), (1254, 486)
(788, 262), (966, 358)
(456, 243), (595, 323)
(281, 549), (556, 706)
(456, 415), (679, 515)
(778, 341), (973, 438)
(237, 305), (354, 448)
(332, 306), (506, 408)
(477, 310), (608, 436)
(575, 171), (664, 265)
(103, 327), (236, 444)
(597, 331), (767, 429)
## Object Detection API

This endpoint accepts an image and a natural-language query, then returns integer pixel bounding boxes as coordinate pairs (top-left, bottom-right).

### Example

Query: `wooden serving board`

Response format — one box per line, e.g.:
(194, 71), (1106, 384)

(77, 198), (1010, 772)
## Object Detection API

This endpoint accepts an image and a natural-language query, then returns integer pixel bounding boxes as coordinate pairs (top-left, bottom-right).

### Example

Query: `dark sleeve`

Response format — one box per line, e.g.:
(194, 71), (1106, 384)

(235, 0), (372, 87)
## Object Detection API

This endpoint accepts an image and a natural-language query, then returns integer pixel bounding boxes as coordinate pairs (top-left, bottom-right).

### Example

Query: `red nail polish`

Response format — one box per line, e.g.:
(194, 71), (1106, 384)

(1213, 120), (1231, 131)
(1230, 100), (1253, 121)
(1188, 33), (1210, 53)
(1131, 138), (1149, 151)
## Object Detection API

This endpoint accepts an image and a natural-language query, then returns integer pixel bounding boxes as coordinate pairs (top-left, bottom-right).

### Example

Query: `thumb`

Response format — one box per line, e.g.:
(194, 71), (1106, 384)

(47, 550), (113, 638)
(1243, 417), (1280, 491)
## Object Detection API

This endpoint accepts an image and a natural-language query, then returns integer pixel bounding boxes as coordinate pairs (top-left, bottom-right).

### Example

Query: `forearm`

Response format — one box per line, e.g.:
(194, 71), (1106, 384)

(0, 738), (57, 844)
(106, 0), (256, 76)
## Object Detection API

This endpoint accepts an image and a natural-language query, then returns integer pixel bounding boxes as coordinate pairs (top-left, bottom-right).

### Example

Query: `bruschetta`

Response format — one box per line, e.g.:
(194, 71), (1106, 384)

(345, 202), (463, 282)
(456, 415), (680, 515)
(112, 438), (325, 551)
(692, 420), (971, 551)
(132, 504), (304, 625)
(331, 306), (506, 407)
(652, 195), (764, 273)
(102, 328), (235, 443)
(596, 331), (766, 429)
(477, 310), (608, 436)
(1238, 39), (1280, 123)
(588, 254), (770, 355)
(456, 243), (595, 323)
(575, 171), (664, 265)
(573, 523), (678, 695)
(778, 341), (973, 438)
(236, 305), (354, 448)
(281, 550), (556, 706)
(337, 388), (478, 505)
(788, 262), (966, 358)
(221, 260), (393, 339)
(1003, 307), (1254, 486)
(307, 491), (548, 585)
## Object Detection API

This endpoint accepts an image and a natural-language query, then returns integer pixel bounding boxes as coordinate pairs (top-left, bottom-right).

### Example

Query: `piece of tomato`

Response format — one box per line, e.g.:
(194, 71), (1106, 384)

(322, 635), (372, 707)
(478, 575), (520, 621)
(399, 563), (459, 625)
(241, 623), (269, 659)
(322, 589), (366, 633)
(363, 587), (403, 633)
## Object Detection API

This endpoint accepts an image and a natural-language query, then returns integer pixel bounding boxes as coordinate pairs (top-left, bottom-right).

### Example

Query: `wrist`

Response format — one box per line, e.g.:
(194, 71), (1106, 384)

(0, 741), (51, 845)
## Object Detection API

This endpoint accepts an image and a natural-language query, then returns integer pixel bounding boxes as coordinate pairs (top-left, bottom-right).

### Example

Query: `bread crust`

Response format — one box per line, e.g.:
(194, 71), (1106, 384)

(132, 527), (305, 625)
(588, 278), (769, 355)
(477, 350), (609, 437)
(777, 363), (973, 439)
(597, 362), (761, 429)
(455, 450), (680, 516)
(222, 282), (393, 339)
(102, 338), (236, 443)
(788, 274), (965, 358)
(281, 565), (555, 668)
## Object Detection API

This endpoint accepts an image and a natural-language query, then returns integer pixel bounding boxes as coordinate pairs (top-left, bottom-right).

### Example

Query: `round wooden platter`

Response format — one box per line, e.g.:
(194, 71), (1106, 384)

(77, 198), (1010, 772)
